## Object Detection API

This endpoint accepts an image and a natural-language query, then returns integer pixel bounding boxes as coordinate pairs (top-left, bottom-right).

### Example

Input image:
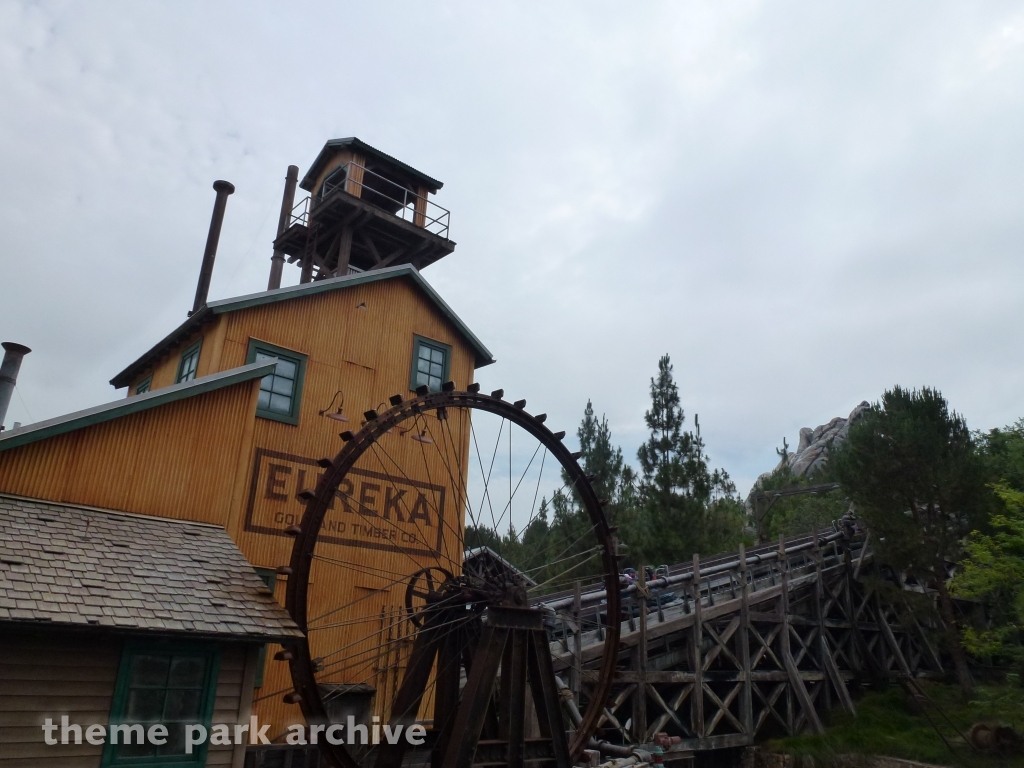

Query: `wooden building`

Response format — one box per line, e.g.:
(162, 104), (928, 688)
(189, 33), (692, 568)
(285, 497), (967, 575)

(0, 494), (302, 768)
(0, 139), (492, 764)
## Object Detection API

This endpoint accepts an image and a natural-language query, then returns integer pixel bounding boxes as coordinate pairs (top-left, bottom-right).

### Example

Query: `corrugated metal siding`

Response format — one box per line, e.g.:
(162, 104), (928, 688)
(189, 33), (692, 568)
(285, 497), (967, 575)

(225, 277), (476, 732)
(127, 316), (227, 397)
(0, 383), (257, 524)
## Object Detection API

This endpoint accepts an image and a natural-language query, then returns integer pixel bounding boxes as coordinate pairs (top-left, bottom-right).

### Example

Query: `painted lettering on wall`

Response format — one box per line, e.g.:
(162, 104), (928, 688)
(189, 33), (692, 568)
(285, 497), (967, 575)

(244, 448), (446, 556)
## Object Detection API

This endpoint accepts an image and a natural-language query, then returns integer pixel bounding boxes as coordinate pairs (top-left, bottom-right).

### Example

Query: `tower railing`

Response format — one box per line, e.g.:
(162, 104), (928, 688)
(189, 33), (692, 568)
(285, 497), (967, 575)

(287, 161), (451, 239)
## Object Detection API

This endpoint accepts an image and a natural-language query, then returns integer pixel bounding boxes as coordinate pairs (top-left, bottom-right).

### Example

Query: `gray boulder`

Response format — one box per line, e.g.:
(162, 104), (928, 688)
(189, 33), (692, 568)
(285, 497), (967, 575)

(779, 401), (869, 478)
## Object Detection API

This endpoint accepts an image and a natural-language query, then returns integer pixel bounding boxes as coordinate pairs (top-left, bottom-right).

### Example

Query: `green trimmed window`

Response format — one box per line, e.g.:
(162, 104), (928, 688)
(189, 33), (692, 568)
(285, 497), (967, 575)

(411, 336), (451, 392)
(102, 643), (219, 767)
(175, 341), (202, 384)
(134, 377), (152, 396)
(246, 340), (307, 426)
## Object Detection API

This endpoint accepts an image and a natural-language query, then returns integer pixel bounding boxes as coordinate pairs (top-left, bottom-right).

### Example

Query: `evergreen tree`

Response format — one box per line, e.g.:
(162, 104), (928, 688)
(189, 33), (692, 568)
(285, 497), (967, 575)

(633, 355), (742, 565)
(831, 386), (989, 696)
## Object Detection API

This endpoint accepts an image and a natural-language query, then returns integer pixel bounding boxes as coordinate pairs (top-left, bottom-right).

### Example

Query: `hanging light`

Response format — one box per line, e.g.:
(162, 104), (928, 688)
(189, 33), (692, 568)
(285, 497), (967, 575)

(318, 391), (349, 423)
(411, 429), (433, 444)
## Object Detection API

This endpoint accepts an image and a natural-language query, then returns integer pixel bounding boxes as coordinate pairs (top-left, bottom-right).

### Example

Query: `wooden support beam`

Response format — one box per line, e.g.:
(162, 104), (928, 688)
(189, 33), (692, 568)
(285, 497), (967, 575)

(821, 633), (856, 716)
(812, 531), (833, 713)
(443, 624), (508, 768)
(874, 597), (912, 677)
(691, 554), (705, 738)
(738, 542), (754, 738)
(778, 535), (824, 735)
(334, 225), (353, 277)
(572, 581), (582, 703)
(634, 564), (648, 742)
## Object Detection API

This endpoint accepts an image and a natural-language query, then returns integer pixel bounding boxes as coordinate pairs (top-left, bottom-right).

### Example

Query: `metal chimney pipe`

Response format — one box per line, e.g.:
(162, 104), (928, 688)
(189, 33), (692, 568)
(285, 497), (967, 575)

(191, 180), (235, 315)
(268, 165), (299, 290)
(0, 342), (31, 431)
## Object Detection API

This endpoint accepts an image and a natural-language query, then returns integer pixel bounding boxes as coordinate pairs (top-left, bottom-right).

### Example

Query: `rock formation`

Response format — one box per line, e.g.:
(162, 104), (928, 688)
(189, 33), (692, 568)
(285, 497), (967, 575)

(778, 401), (870, 479)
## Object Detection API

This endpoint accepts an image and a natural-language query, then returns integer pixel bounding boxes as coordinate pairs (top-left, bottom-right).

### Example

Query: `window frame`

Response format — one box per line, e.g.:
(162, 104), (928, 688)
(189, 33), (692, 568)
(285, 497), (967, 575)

(409, 335), (452, 393)
(246, 339), (307, 426)
(134, 377), (153, 396)
(175, 340), (202, 384)
(101, 640), (220, 768)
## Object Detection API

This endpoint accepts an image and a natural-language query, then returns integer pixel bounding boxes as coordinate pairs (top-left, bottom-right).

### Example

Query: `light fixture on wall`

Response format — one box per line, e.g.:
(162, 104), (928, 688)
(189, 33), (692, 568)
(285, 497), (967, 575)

(318, 391), (349, 423)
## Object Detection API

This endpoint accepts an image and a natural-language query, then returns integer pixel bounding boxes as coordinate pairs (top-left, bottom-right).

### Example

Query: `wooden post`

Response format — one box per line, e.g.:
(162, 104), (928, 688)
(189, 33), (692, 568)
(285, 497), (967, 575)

(738, 543), (754, 739)
(334, 225), (353, 277)
(413, 185), (429, 227)
(634, 565), (648, 742)
(812, 531), (832, 713)
(691, 553), (704, 739)
(572, 581), (583, 703)
(778, 535), (824, 734)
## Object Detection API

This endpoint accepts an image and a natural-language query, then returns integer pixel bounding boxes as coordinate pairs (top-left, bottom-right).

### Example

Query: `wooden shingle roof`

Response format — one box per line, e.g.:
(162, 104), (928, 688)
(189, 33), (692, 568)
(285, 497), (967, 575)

(0, 494), (302, 642)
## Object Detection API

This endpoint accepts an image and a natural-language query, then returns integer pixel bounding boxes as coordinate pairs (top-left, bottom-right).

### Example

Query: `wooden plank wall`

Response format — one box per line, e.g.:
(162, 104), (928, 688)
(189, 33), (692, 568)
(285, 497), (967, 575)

(221, 278), (476, 729)
(0, 630), (251, 768)
(1, 276), (480, 740)
(0, 382), (258, 525)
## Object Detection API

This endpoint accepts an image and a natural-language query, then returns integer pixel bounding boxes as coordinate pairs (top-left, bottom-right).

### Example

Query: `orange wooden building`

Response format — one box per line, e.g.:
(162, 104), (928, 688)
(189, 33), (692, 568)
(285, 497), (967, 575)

(0, 138), (493, 767)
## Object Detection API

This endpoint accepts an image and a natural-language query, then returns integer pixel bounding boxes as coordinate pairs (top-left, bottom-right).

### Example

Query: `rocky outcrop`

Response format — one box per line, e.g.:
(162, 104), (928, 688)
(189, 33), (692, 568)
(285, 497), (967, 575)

(779, 401), (870, 479)
(747, 402), (870, 507)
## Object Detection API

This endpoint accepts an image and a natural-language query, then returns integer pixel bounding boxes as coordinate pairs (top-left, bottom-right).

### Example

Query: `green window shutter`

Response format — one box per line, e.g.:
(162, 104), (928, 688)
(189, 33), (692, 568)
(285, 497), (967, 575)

(410, 335), (452, 392)
(245, 340), (308, 426)
(252, 568), (279, 689)
(102, 641), (220, 767)
(175, 340), (203, 384)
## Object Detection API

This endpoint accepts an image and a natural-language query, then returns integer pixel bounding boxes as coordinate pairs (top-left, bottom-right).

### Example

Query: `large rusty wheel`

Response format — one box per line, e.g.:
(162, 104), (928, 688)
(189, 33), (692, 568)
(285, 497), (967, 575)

(283, 384), (621, 768)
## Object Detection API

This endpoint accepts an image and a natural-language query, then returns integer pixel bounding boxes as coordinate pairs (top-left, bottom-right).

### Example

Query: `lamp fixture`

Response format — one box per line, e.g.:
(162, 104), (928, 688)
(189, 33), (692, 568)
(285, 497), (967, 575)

(318, 391), (349, 423)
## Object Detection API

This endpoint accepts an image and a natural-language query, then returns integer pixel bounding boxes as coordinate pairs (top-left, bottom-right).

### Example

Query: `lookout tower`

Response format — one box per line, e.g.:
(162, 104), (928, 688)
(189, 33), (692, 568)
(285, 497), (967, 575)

(269, 138), (454, 286)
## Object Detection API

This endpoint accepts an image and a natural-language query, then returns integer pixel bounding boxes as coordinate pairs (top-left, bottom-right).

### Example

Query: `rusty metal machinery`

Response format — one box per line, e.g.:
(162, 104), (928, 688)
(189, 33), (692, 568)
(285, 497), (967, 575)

(283, 384), (621, 768)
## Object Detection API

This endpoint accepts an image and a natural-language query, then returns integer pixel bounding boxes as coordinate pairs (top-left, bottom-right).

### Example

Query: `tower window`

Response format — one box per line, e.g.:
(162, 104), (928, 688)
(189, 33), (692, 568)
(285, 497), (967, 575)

(247, 340), (307, 426)
(175, 340), (202, 384)
(134, 377), (152, 396)
(410, 336), (451, 392)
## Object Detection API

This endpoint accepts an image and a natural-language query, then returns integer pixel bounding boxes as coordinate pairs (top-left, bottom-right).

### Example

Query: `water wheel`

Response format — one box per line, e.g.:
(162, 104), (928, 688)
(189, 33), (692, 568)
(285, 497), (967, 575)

(282, 383), (620, 767)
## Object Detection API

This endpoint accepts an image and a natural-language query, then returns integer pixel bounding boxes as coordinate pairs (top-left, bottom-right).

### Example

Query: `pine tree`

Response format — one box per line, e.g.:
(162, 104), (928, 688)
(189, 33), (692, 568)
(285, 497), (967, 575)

(832, 386), (989, 696)
(574, 400), (625, 519)
(633, 355), (742, 565)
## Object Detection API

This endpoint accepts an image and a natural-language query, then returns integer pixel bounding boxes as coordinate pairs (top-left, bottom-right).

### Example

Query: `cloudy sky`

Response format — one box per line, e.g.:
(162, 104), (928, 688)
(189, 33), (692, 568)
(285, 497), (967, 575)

(2, 1), (1023, 495)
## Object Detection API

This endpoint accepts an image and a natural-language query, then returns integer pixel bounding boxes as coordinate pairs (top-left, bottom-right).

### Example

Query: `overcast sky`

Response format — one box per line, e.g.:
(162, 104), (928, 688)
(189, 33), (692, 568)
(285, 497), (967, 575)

(2, 2), (1023, 495)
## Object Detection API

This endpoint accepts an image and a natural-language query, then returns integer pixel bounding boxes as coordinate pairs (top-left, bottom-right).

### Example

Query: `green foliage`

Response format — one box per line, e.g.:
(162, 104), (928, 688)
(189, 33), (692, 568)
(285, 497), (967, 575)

(755, 462), (849, 540)
(952, 484), (1024, 674)
(978, 419), (1024, 493)
(831, 385), (990, 693)
(831, 386), (989, 583)
(774, 681), (1024, 767)
(493, 400), (636, 594)
(629, 355), (744, 566)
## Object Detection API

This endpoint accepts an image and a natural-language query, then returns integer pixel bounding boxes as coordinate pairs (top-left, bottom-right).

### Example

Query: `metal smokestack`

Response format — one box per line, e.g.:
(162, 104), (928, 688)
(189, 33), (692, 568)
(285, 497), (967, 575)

(191, 180), (235, 315)
(0, 342), (31, 431)
(268, 165), (299, 290)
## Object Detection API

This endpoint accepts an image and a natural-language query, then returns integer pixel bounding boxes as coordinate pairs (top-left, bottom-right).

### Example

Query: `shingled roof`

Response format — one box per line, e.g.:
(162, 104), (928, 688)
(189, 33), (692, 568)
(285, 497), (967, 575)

(0, 494), (302, 642)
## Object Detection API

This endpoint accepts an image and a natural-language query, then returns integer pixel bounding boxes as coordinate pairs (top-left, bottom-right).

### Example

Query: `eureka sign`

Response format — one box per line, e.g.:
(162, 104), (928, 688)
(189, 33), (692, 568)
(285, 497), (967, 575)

(244, 448), (448, 558)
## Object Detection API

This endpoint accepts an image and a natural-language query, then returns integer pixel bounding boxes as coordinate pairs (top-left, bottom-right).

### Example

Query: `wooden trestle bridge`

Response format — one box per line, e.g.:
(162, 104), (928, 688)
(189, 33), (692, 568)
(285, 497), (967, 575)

(536, 525), (945, 756)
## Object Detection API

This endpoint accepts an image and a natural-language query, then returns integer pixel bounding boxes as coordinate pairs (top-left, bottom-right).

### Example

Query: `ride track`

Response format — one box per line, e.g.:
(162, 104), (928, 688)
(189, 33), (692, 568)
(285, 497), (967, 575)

(275, 384), (949, 767)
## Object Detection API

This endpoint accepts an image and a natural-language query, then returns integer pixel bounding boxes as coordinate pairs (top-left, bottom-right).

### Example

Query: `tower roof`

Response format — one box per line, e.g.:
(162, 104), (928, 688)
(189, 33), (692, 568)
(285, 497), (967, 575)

(300, 137), (444, 194)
